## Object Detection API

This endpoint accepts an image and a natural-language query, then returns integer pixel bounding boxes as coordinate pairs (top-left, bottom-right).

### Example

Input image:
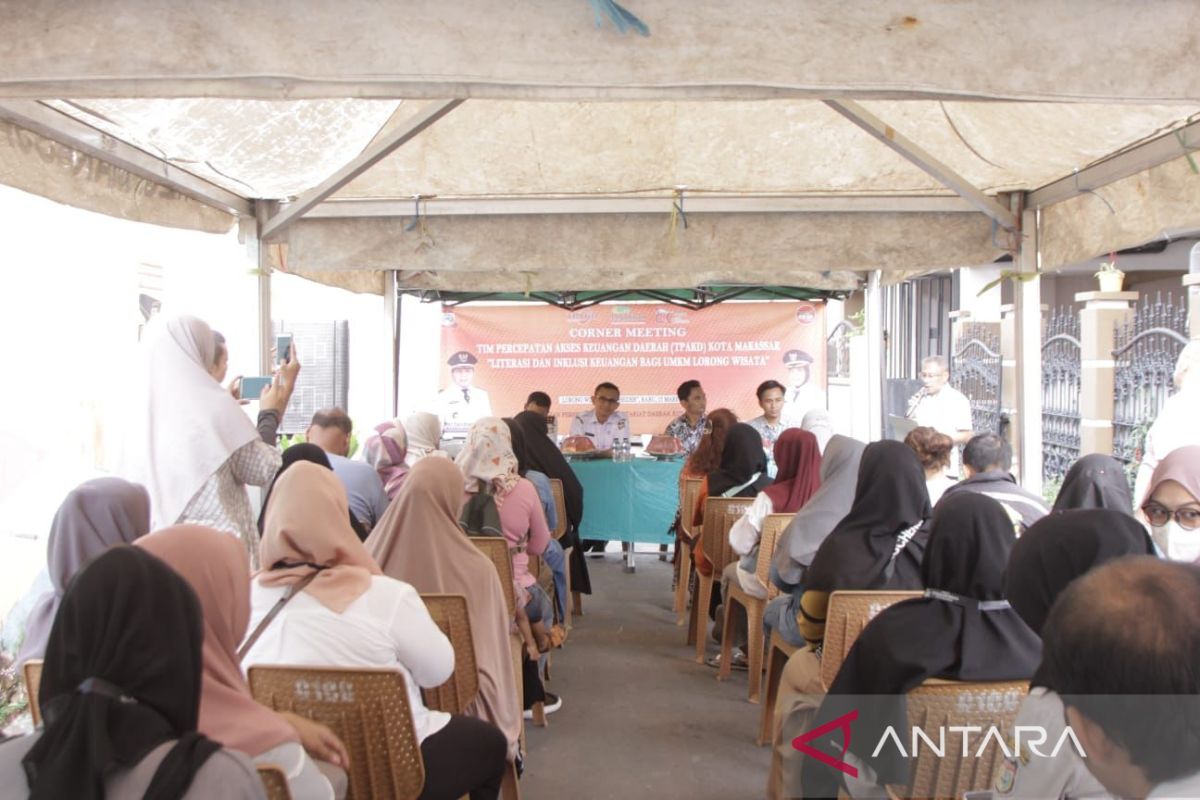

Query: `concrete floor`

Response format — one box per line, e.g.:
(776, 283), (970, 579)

(522, 551), (770, 800)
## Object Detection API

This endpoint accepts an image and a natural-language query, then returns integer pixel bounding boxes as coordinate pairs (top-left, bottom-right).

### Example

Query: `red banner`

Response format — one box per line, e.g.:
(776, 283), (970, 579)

(438, 301), (826, 435)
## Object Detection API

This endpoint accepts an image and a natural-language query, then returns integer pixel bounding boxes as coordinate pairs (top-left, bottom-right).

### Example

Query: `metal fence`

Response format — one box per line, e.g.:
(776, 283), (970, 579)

(951, 322), (1003, 436)
(1041, 306), (1081, 483)
(1111, 292), (1189, 469)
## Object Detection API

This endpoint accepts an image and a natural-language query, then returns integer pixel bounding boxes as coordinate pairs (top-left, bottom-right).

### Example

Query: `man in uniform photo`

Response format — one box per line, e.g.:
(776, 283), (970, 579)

(436, 350), (492, 431)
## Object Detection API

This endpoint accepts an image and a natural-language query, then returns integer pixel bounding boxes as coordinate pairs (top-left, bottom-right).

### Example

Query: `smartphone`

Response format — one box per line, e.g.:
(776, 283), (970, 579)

(240, 376), (273, 400)
(276, 334), (293, 365)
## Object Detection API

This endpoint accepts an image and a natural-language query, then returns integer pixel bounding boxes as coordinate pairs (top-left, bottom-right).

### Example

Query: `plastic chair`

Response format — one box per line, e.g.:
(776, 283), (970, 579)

(22, 659), (43, 727)
(256, 764), (293, 800)
(247, 665), (425, 800)
(420, 594), (479, 714)
(693, 497), (754, 664)
(887, 680), (1030, 800)
(757, 631), (799, 746)
(717, 512), (795, 702)
(548, 479), (568, 541)
(674, 476), (703, 628)
(819, 590), (923, 689)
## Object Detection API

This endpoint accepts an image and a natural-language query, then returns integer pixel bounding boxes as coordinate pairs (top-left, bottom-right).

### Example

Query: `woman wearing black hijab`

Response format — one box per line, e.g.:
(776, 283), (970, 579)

(995, 509), (1153, 800)
(0, 546), (263, 799)
(692, 423), (773, 579)
(801, 493), (1042, 799)
(257, 442), (368, 541)
(1051, 453), (1134, 514)
(512, 410), (592, 596)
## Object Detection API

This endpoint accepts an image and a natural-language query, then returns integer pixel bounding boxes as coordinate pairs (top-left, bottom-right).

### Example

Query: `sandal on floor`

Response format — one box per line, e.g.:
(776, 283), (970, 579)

(705, 649), (749, 671)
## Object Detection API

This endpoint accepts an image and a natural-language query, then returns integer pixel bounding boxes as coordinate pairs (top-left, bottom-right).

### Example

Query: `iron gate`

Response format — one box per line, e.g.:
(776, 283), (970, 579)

(1112, 292), (1190, 468)
(1041, 307), (1081, 483)
(951, 322), (1003, 436)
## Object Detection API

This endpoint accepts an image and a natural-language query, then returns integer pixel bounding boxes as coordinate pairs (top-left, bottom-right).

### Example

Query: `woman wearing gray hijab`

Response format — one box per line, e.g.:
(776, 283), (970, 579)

(799, 409), (835, 454)
(763, 435), (865, 648)
(16, 478), (151, 665)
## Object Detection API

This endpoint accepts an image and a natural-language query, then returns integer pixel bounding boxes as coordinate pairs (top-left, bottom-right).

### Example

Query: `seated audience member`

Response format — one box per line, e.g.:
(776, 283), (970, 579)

(523, 391), (552, 417)
(403, 411), (447, 467)
(1139, 444), (1200, 563)
(1051, 453), (1133, 514)
(1039, 557), (1200, 799)
(504, 418), (569, 624)
(363, 419), (410, 501)
(246, 462), (508, 799)
(904, 425), (956, 506)
(306, 408), (390, 533)
(123, 314), (298, 568)
(801, 493), (1042, 800)
(366, 457), (523, 763)
(766, 435), (865, 648)
(0, 547), (264, 799)
(569, 381), (630, 452)
(1133, 341), (1200, 505)
(257, 443), (368, 541)
(747, 380), (793, 476)
(799, 408), (835, 453)
(17, 477), (151, 666)
(692, 423), (774, 582)
(456, 418), (557, 659)
(513, 410), (592, 597)
(998, 508), (1154, 800)
(665, 380), (708, 455)
(770, 440), (930, 797)
(941, 432), (1048, 533)
(138, 526), (342, 800)
(718, 428), (821, 668)
(679, 409), (739, 504)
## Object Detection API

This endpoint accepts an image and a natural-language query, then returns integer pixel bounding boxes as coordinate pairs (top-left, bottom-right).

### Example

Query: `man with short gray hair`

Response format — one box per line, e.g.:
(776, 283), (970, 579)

(905, 355), (973, 446)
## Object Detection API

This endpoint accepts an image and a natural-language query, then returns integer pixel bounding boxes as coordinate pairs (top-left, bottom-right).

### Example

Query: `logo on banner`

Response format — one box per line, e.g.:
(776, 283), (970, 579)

(567, 309), (597, 324)
(610, 305), (647, 325)
(441, 312), (457, 327)
(654, 308), (691, 325)
(795, 303), (817, 324)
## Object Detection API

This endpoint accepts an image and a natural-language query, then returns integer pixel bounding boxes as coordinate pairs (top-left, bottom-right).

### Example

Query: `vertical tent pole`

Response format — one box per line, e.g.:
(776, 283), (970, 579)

(865, 270), (885, 441)
(387, 271), (400, 418)
(251, 204), (272, 376)
(1013, 207), (1043, 494)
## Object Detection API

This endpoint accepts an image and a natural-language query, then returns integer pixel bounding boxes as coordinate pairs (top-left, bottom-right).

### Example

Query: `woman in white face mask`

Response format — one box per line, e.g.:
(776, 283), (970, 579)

(1141, 445), (1200, 563)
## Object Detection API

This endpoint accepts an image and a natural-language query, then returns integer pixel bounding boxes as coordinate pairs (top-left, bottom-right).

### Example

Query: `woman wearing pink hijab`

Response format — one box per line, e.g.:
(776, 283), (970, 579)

(136, 525), (343, 800)
(364, 419), (410, 500)
(248, 462), (507, 800)
(1140, 445), (1200, 564)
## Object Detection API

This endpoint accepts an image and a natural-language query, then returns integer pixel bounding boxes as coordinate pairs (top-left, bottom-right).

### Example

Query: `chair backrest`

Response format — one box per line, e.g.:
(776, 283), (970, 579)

(420, 593), (479, 715)
(680, 477), (703, 541)
(256, 764), (293, 800)
(899, 680), (1030, 800)
(247, 666), (425, 800)
(820, 590), (923, 688)
(22, 659), (43, 727)
(548, 479), (568, 540)
(700, 497), (754, 575)
(471, 536), (517, 620)
(757, 513), (795, 600)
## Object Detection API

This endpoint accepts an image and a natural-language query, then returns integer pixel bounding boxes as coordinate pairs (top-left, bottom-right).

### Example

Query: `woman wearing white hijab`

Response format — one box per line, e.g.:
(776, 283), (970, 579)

(122, 314), (298, 568)
(403, 411), (447, 467)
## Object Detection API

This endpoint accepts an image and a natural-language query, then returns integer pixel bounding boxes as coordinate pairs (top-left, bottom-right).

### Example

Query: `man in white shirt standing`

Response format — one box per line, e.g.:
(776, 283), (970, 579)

(905, 355), (974, 445)
(569, 382), (630, 452)
(747, 380), (795, 477)
(435, 350), (492, 433)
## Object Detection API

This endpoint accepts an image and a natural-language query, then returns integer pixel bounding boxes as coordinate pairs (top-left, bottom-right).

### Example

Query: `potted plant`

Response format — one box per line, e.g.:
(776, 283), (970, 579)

(1095, 259), (1125, 293)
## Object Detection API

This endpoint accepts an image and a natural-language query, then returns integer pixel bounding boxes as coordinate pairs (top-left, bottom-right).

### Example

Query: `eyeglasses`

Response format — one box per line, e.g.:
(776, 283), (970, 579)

(920, 371), (947, 379)
(1142, 503), (1200, 530)
(595, 395), (620, 405)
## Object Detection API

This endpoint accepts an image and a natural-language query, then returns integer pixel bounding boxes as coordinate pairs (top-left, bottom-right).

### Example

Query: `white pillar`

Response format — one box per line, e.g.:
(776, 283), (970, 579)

(249, 204), (272, 375)
(1013, 208), (1042, 493)
(385, 271), (400, 417)
(865, 270), (884, 441)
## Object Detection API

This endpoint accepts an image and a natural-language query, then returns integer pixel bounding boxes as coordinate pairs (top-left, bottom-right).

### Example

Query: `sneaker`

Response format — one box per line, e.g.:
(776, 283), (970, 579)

(706, 650), (749, 671)
(524, 692), (563, 718)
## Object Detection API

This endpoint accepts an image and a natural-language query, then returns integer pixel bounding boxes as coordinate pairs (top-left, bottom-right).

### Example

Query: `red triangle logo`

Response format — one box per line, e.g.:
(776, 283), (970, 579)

(791, 708), (860, 778)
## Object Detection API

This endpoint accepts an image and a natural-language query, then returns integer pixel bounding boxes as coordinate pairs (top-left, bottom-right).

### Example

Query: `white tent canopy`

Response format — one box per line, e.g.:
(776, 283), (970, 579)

(1, 0), (1199, 293)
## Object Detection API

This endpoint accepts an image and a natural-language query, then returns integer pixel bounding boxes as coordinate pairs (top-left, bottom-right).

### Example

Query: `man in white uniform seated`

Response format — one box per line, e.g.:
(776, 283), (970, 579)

(570, 382), (630, 555)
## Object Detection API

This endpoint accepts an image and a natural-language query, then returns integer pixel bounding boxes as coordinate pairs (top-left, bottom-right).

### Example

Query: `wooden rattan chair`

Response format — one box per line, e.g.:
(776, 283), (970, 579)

(256, 764), (293, 800)
(420, 594), (479, 714)
(674, 476), (703, 628)
(548, 479), (568, 541)
(693, 497), (754, 663)
(717, 512), (795, 702)
(757, 631), (799, 746)
(888, 680), (1030, 800)
(22, 659), (43, 727)
(247, 665), (425, 800)
(819, 590), (923, 689)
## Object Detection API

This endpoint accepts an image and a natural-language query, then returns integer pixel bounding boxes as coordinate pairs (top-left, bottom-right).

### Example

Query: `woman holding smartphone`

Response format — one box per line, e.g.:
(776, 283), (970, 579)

(123, 314), (299, 568)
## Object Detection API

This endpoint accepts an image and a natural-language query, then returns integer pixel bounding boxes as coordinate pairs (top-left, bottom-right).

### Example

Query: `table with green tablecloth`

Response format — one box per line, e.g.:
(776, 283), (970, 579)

(571, 457), (682, 569)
